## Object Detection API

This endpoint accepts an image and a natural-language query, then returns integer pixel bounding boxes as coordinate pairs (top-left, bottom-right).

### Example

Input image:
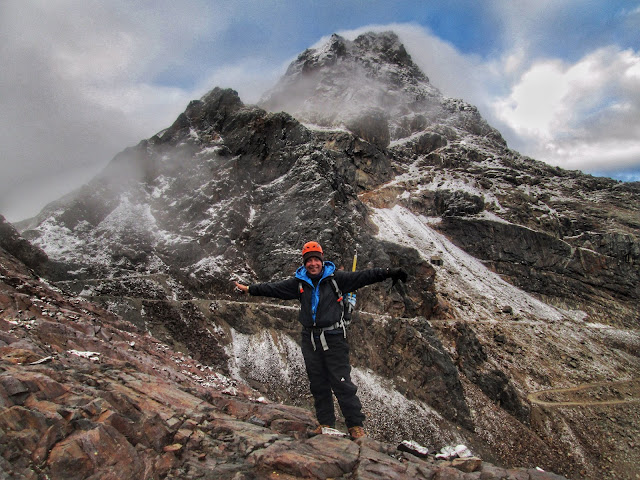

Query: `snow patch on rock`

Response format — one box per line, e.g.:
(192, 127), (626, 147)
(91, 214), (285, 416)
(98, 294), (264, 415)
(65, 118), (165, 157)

(370, 205), (566, 323)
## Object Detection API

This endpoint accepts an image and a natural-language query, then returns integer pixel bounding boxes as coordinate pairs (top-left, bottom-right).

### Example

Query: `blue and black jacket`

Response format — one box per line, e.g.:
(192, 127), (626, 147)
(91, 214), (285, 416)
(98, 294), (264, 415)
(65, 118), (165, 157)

(248, 261), (388, 330)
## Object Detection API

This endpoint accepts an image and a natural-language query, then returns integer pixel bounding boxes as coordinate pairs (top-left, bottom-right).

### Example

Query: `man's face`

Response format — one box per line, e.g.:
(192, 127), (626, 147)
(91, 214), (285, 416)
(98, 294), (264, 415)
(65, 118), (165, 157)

(305, 256), (323, 276)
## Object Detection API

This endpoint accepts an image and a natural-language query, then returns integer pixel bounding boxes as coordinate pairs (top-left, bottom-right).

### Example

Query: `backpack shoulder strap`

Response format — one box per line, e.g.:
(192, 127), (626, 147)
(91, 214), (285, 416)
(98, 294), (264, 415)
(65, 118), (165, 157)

(299, 275), (344, 305)
(329, 275), (343, 305)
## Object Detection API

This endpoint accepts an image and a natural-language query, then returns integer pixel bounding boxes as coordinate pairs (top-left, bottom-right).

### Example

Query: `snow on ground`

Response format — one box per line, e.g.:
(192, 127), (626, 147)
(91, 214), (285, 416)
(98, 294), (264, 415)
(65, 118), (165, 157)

(474, 210), (511, 224)
(386, 163), (506, 213)
(33, 194), (193, 270)
(388, 130), (426, 147)
(227, 325), (465, 446)
(371, 205), (566, 323)
(150, 175), (172, 198)
(421, 171), (505, 213)
(227, 328), (306, 389)
(189, 255), (227, 277)
(353, 366), (465, 446)
(32, 217), (87, 259)
(421, 172), (483, 198)
(196, 146), (225, 157)
(101, 195), (192, 247)
(301, 123), (349, 134)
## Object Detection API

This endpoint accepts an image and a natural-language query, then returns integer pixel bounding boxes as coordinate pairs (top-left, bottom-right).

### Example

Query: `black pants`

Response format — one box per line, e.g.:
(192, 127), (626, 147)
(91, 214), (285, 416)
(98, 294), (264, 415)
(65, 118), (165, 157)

(300, 331), (365, 428)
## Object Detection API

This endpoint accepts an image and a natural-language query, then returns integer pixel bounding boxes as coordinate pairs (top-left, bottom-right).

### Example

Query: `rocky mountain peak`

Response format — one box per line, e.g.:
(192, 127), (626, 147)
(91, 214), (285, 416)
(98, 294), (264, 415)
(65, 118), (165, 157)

(287, 31), (421, 79)
(261, 31), (501, 149)
(351, 30), (421, 73)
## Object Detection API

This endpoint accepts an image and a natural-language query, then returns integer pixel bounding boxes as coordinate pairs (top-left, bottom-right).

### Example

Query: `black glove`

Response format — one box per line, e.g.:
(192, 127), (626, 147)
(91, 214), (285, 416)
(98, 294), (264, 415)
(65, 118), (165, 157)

(386, 268), (408, 285)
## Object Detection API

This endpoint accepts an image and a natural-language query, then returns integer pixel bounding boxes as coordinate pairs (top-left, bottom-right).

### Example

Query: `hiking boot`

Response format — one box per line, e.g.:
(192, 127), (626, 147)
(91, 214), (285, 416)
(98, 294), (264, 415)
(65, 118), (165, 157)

(348, 426), (366, 440)
(309, 424), (332, 437)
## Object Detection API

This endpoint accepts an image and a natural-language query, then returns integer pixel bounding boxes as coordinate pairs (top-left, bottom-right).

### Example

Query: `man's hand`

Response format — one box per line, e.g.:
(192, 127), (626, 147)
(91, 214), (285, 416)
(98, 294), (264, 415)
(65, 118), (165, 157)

(386, 268), (408, 285)
(234, 281), (249, 293)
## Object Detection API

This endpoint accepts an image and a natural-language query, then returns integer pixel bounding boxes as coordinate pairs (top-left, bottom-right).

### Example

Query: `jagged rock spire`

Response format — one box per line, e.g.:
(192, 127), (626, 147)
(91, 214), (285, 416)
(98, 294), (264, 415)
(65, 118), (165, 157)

(260, 31), (500, 147)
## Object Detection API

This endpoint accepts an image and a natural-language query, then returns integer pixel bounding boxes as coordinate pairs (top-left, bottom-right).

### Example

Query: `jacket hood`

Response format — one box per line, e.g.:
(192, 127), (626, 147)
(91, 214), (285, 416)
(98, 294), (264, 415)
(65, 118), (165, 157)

(296, 261), (336, 284)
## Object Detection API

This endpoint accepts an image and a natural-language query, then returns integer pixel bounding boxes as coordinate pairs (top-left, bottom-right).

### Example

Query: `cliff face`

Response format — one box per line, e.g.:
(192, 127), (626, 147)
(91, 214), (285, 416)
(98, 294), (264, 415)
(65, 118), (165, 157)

(0, 215), (47, 271)
(12, 31), (640, 479)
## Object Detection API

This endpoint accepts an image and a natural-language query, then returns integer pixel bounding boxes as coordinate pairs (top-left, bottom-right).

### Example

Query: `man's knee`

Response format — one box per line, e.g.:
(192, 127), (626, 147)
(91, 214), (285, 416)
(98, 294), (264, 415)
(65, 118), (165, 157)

(331, 375), (358, 397)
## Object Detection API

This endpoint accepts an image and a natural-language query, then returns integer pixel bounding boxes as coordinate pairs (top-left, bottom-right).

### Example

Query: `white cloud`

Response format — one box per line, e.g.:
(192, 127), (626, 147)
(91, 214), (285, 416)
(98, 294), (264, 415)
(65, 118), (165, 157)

(494, 60), (574, 140)
(2, 3), (639, 222)
(492, 46), (640, 170)
(0, 1), (226, 221)
(197, 60), (285, 105)
(341, 22), (640, 177)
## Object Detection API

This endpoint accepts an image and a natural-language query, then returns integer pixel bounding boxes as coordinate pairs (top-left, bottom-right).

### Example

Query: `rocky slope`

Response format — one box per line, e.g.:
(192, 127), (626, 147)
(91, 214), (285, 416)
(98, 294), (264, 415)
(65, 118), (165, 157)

(11, 31), (640, 479)
(1, 219), (571, 479)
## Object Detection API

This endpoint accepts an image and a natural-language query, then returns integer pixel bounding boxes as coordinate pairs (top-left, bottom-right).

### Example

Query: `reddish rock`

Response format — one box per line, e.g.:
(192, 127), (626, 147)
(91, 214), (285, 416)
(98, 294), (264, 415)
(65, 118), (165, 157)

(355, 444), (416, 479)
(270, 417), (311, 437)
(527, 468), (570, 480)
(452, 456), (482, 472)
(0, 346), (43, 364)
(433, 466), (467, 479)
(154, 451), (179, 477)
(0, 244), (570, 480)
(163, 443), (183, 452)
(250, 435), (359, 478)
(97, 409), (137, 444)
(0, 374), (29, 398)
(0, 405), (49, 454)
(32, 424), (64, 465)
(47, 424), (145, 480)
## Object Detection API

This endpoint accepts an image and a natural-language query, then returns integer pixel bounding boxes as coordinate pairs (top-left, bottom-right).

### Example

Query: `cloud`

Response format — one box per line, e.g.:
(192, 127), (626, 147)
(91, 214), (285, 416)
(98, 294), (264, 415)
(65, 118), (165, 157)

(492, 46), (640, 171)
(0, 1), (225, 221)
(330, 21), (640, 179)
(197, 60), (286, 105)
(318, 24), (495, 102)
(2, 2), (639, 222)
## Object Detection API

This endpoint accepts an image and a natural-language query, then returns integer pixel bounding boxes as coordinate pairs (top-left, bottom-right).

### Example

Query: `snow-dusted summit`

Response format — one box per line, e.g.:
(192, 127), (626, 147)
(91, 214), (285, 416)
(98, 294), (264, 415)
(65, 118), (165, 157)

(261, 31), (503, 147)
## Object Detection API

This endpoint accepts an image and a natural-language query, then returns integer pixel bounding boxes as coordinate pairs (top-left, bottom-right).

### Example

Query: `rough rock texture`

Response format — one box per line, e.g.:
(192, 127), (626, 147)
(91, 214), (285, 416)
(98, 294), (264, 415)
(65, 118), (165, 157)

(12, 31), (640, 479)
(0, 240), (571, 479)
(433, 190), (639, 327)
(0, 215), (47, 271)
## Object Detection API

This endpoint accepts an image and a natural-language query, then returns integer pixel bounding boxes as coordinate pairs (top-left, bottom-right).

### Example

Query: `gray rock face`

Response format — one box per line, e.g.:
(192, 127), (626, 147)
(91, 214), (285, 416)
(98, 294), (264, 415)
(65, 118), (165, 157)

(0, 215), (47, 270)
(437, 217), (639, 325)
(455, 322), (529, 422)
(14, 31), (640, 480)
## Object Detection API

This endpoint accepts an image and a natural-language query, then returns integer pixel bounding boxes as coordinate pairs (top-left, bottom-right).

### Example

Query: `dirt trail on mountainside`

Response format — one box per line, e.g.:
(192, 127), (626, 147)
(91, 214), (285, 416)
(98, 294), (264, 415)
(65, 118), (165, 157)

(527, 378), (640, 407)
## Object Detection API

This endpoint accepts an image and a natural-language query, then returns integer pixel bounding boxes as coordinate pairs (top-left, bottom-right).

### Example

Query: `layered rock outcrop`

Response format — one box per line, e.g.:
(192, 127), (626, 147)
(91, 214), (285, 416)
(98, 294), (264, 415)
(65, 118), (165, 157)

(1, 232), (571, 479)
(0, 215), (47, 271)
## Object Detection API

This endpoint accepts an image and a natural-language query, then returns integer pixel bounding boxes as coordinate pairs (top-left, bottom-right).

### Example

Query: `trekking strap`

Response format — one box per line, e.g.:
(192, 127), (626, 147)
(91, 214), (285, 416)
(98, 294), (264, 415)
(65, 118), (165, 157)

(310, 321), (346, 351)
(330, 277), (344, 308)
(299, 275), (347, 351)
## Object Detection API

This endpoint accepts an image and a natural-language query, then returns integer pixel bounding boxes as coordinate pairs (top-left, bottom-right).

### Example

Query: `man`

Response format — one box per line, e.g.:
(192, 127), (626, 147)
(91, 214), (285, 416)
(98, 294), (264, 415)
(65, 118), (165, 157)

(234, 241), (407, 439)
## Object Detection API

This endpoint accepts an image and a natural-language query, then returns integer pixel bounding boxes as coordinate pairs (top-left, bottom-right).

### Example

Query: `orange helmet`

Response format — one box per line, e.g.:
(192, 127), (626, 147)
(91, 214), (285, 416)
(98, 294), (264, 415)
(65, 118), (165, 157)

(302, 241), (324, 264)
